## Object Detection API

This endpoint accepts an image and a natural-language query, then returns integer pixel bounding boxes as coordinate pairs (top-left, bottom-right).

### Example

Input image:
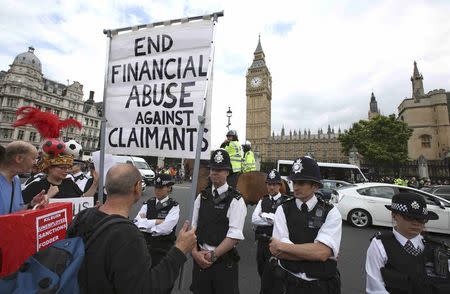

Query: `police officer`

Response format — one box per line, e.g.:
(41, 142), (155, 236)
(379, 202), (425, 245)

(365, 192), (450, 294)
(190, 149), (247, 294)
(242, 140), (256, 173)
(267, 156), (342, 294)
(220, 130), (243, 174)
(252, 169), (291, 288)
(134, 174), (179, 270)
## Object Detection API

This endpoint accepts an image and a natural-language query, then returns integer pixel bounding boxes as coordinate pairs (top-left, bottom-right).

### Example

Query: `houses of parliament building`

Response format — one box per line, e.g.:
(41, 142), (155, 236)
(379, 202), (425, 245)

(245, 38), (351, 163)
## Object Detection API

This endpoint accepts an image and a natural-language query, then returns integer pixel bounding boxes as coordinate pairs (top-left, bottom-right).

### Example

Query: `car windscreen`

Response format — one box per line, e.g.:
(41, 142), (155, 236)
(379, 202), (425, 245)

(134, 161), (150, 169)
(320, 167), (365, 183)
(278, 164), (291, 177)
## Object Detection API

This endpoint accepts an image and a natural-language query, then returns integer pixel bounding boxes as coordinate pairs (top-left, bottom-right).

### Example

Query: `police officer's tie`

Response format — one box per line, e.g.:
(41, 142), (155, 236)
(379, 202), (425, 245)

(156, 200), (163, 210)
(404, 240), (420, 256)
(213, 189), (219, 200)
(301, 203), (308, 213)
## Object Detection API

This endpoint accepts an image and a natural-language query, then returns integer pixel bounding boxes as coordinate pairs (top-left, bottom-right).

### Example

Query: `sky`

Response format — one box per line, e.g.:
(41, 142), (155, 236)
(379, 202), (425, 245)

(1, 0), (450, 148)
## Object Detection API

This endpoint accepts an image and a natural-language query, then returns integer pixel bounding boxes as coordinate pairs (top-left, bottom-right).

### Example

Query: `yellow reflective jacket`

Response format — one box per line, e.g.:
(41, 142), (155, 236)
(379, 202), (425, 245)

(224, 140), (243, 173)
(243, 150), (256, 172)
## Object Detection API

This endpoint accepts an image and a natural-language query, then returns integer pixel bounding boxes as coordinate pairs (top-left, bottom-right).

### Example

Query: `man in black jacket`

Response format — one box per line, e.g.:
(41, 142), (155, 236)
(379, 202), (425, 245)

(67, 163), (196, 294)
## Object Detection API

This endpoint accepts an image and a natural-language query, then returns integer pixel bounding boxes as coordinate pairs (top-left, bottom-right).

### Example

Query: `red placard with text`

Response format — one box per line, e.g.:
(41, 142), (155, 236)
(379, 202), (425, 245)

(0, 202), (73, 277)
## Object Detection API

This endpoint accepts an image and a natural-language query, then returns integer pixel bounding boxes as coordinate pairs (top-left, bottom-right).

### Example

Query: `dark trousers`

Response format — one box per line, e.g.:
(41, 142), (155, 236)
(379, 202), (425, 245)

(261, 265), (341, 294)
(256, 240), (272, 278)
(190, 259), (239, 294)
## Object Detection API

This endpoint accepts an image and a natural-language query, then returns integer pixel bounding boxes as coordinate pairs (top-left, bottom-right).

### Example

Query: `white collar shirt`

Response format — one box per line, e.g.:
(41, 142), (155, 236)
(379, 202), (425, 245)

(134, 195), (179, 237)
(192, 182), (247, 251)
(252, 192), (282, 226)
(365, 228), (427, 294)
(272, 195), (342, 281)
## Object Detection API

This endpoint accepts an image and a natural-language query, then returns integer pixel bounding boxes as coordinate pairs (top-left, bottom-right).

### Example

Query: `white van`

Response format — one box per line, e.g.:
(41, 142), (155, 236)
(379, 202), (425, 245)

(112, 156), (156, 185)
(277, 159), (368, 191)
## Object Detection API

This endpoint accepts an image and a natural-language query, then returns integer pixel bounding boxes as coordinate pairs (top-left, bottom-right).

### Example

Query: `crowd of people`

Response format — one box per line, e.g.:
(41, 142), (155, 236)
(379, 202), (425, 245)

(1, 116), (450, 294)
(371, 176), (449, 189)
(2, 139), (450, 293)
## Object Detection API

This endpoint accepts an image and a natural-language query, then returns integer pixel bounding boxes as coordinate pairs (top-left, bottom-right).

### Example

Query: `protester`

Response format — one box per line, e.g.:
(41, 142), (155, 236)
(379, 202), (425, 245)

(67, 163), (196, 293)
(365, 192), (450, 293)
(251, 169), (291, 292)
(266, 156), (342, 294)
(134, 174), (179, 271)
(22, 154), (98, 203)
(190, 149), (247, 294)
(0, 141), (48, 215)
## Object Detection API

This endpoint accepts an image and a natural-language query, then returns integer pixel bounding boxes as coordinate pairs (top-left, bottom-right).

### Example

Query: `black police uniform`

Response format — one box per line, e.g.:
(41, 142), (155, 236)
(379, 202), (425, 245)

(134, 174), (178, 269)
(365, 192), (450, 294)
(264, 157), (342, 294)
(142, 197), (178, 267)
(252, 169), (291, 278)
(190, 149), (247, 294)
(254, 194), (290, 276)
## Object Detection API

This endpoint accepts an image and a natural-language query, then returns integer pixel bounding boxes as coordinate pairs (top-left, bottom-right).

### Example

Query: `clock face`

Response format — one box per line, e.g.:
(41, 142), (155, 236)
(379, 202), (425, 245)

(251, 76), (262, 88)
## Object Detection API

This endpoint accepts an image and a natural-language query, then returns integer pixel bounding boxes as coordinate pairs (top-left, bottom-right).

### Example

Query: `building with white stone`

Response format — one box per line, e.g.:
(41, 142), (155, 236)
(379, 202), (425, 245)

(0, 47), (101, 155)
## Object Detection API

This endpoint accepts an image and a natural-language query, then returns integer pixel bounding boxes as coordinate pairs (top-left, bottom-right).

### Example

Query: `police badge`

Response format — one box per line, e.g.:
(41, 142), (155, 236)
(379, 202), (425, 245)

(292, 158), (304, 174)
(269, 170), (276, 179)
(214, 151), (224, 163)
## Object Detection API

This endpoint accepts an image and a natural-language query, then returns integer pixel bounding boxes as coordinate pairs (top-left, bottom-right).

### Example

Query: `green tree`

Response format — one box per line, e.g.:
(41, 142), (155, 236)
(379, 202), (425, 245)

(339, 115), (413, 165)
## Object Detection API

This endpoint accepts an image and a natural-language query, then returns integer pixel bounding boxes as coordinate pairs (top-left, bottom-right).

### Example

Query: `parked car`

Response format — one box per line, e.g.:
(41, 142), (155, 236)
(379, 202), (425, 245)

(318, 180), (354, 200)
(421, 185), (450, 201)
(332, 183), (450, 234)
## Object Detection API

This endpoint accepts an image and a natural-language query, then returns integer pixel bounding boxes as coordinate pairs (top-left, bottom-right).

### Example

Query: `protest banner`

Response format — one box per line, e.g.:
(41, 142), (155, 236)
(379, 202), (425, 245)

(0, 203), (72, 276)
(105, 19), (214, 159)
(49, 197), (94, 215)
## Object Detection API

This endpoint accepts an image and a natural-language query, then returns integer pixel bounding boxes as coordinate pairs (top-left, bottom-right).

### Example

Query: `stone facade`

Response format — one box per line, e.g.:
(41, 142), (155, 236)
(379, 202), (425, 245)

(245, 38), (347, 163)
(0, 47), (101, 155)
(398, 63), (450, 160)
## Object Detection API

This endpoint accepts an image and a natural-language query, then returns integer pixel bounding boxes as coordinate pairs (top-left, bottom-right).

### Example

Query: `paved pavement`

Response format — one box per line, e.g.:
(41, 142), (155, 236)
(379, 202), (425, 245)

(132, 182), (450, 294)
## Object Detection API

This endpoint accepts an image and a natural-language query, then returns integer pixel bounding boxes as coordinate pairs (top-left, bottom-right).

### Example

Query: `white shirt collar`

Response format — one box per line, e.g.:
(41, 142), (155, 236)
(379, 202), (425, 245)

(295, 195), (318, 212)
(212, 183), (229, 195)
(392, 228), (424, 250)
(156, 196), (169, 204)
(72, 172), (83, 177)
(270, 192), (281, 201)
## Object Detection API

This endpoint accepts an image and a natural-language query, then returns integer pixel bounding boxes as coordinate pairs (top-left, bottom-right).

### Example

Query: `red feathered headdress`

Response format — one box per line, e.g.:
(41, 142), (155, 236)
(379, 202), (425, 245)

(14, 106), (83, 171)
(14, 106), (82, 138)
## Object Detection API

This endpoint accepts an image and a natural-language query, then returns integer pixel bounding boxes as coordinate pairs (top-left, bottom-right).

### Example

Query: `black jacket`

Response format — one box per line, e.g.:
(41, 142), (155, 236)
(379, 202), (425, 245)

(67, 208), (186, 294)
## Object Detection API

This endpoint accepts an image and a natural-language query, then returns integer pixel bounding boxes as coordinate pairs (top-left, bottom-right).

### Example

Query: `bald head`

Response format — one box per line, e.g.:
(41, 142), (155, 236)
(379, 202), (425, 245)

(3, 141), (36, 165)
(105, 163), (142, 196)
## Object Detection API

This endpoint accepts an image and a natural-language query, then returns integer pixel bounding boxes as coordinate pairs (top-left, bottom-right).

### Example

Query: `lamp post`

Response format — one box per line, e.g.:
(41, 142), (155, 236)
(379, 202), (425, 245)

(226, 106), (232, 130)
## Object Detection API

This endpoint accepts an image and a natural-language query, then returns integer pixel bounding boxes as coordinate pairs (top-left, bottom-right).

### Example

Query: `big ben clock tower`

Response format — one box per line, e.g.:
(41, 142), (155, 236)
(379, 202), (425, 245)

(246, 36), (272, 160)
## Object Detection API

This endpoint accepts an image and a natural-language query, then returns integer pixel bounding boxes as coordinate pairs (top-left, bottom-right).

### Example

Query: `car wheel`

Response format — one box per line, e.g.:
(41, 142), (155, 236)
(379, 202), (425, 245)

(348, 209), (372, 228)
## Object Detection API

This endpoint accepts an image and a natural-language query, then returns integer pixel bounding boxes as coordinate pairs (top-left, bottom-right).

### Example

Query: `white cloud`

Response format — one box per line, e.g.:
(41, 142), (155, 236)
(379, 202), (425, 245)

(1, 0), (450, 150)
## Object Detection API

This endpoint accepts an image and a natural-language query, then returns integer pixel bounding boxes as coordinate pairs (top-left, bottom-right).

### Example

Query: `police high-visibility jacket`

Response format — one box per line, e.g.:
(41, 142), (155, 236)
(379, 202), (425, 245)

(243, 150), (256, 172)
(224, 140), (243, 173)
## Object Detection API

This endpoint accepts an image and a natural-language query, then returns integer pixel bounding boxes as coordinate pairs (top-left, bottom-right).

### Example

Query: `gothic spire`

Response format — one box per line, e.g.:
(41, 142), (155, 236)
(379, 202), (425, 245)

(411, 61), (424, 99)
(255, 34), (263, 54)
(413, 61), (421, 78)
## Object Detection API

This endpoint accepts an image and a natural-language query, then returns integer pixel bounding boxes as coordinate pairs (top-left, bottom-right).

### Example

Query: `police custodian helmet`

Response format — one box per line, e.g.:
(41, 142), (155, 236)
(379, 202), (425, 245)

(208, 149), (232, 170)
(288, 156), (323, 187)
(266, 169), (282, 184)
